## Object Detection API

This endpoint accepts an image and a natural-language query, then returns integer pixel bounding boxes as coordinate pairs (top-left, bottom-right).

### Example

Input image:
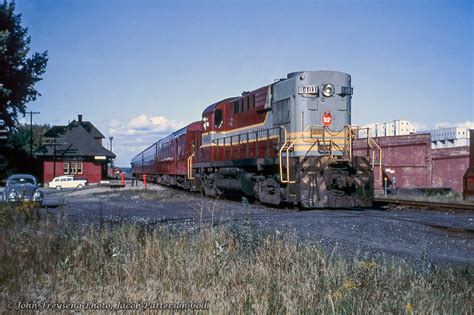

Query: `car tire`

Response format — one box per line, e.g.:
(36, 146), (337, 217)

(77, 184), (83, 189)
(56, 185), (62, 191)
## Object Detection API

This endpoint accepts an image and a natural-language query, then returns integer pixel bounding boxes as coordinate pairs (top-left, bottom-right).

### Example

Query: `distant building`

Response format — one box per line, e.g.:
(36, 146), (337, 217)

(36, 115), (115, 185)
(359, 120), (470, 149)
(359, 120), (416, 137)
(427, 127), (470, 149)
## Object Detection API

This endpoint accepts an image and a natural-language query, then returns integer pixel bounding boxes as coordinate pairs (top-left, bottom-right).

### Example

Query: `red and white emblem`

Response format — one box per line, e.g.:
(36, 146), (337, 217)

(322, 112), (332, 126)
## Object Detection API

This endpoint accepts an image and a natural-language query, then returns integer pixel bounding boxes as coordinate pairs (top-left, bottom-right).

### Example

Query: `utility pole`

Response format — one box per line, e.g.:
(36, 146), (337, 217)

(109, 136), (114, 169)
(43, 137), (67, 179)
(24, 111), (40, 174)
(25, 111), (40, 157)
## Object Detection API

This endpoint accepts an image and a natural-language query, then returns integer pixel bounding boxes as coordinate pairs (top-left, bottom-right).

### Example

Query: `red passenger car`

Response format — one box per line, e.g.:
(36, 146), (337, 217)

(131, 121), (201, 189)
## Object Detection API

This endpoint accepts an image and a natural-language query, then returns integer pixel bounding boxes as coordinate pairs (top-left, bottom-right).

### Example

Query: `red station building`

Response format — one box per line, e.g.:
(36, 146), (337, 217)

(36, 115), (115, 185)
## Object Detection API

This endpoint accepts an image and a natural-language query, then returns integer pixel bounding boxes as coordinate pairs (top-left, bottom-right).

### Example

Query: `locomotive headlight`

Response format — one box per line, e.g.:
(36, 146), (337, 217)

(322, 84), (335, 97)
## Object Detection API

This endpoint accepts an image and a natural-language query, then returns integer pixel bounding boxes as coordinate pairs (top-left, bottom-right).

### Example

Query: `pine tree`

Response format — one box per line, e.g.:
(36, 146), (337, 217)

(0, 1), (48, 130)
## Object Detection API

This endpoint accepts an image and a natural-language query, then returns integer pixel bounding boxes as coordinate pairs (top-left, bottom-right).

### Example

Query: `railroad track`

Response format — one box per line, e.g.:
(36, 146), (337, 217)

(374, 197), (474, 211)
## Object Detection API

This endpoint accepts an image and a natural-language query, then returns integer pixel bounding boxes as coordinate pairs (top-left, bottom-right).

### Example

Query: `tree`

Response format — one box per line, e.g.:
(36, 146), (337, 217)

(0, 1), (48, 130)
(7, 123), (50, 153)
(0, 123), (50, 178)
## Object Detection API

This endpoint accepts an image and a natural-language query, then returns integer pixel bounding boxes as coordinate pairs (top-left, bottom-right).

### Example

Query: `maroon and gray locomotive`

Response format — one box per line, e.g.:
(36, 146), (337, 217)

(132, 70), (379, 208)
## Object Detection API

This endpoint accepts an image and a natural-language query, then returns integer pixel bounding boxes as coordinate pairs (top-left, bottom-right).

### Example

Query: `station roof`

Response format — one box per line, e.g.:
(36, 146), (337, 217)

(36, 119), (114, 158)
(45, 120), (105, 139)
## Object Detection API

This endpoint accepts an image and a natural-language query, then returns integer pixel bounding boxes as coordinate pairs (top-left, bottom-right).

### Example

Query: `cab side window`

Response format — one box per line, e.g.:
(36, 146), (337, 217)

(233, 101), (239, 114)
(214, 109), (223, 128)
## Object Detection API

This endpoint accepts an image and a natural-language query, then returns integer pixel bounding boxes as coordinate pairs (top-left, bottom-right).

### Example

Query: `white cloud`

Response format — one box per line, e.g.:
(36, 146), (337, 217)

(109, 119), (122, 129)
(110, 114), (187, 137)
(127, 114), (152, 131)
(411, 121), (428, 132)
(435, 121), (474, 129)
(108, 114), (189, 166)
(127, 114), (183, 133)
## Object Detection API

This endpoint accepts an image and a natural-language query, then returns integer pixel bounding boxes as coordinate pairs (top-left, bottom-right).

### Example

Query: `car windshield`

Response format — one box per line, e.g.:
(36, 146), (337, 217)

(9, 177), (35, 185)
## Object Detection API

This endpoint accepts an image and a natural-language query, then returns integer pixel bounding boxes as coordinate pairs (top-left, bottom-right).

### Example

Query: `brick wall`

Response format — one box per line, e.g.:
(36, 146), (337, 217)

(353, 133), (469, 192)
(43, 160), (104, 185)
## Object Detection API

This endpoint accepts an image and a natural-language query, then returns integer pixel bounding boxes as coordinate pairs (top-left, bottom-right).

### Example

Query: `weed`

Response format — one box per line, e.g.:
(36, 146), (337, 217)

(0, 206), (471, 313)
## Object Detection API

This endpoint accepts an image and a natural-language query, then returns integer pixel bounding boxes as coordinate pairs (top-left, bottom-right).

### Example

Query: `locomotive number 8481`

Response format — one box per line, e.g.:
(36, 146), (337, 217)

(131, 70), (380, 208)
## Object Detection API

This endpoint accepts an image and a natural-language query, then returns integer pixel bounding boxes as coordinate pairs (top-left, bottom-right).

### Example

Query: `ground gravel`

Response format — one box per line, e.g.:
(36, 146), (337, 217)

(41, 183), (474, 265)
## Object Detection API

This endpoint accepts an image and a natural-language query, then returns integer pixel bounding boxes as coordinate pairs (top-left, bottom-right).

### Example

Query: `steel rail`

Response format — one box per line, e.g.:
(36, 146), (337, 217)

(374, 197), (474, 211)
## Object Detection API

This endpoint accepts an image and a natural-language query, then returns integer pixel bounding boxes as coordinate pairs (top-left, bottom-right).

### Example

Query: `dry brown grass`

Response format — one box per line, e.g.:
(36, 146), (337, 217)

(0, 203), (472, 313)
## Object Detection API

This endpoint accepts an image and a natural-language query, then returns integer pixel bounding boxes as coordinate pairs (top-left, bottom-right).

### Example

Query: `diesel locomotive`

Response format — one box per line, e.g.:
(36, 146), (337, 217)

(131, 70), (380, 208)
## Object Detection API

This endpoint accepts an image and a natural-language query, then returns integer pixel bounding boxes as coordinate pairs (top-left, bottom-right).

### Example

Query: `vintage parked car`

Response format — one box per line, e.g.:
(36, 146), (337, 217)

(48, 176), (88, 190)
(3, 174), (43, 204)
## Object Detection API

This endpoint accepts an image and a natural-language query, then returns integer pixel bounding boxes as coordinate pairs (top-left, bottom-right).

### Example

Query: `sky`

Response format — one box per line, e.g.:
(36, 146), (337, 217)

(13, 0), (474, 166)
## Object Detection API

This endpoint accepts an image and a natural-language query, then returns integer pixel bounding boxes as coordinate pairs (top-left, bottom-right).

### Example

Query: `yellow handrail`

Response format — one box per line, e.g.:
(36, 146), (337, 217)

(355, 127), (383, 181)
(370, 138), (383, 181)
(277, 124), (382, 184)
(282, 125), (316, 183)
(278, 125), (353, 184)
(278, 126), (288, 183)
(187, 153), (195, 180)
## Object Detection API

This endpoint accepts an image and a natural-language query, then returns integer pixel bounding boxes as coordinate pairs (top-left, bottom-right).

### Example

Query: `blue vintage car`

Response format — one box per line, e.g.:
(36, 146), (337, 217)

(3, 174), (43, 204)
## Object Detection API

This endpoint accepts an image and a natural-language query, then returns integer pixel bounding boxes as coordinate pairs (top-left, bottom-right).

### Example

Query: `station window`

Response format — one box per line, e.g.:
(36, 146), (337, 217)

(71, 163), (77, 174)
(64, 162), (83, 175)
(77, 163), (83, 174)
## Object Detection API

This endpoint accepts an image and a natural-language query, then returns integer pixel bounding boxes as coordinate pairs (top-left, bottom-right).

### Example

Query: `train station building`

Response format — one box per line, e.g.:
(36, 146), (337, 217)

(36, 115), (115, 185)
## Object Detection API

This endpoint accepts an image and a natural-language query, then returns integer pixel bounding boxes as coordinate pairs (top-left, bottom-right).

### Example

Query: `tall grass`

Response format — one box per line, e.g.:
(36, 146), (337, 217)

(0, 203), (472, 313)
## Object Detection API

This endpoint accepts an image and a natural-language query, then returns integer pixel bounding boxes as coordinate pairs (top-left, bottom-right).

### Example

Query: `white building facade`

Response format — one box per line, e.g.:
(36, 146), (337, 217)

(428, 127), (470, 149)
(359, 120), (470, 149)
(359, 120), (417, 137)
